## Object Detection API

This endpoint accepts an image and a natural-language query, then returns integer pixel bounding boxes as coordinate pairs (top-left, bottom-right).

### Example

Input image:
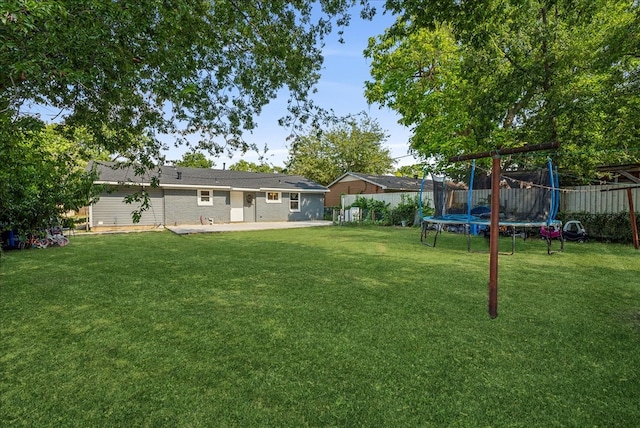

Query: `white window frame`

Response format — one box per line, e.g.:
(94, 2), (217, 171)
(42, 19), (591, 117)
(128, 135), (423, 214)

(197, 189), (213, 206)
(289, 192), (300, 212)
(266, 191), (281, 204)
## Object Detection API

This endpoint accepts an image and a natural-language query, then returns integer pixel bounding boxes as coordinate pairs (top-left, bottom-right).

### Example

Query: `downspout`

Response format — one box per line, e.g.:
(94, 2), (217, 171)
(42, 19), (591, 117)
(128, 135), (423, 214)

(88, 203), (93, 231)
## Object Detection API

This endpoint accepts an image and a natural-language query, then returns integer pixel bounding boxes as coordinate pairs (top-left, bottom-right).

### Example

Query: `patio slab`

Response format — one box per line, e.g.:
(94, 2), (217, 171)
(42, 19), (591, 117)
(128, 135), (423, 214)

(166, 220), (333, 235)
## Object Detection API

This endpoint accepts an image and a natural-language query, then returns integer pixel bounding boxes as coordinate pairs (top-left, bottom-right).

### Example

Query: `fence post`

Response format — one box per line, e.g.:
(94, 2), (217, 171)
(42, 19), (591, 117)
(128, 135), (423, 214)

(627, 188), (639, 250)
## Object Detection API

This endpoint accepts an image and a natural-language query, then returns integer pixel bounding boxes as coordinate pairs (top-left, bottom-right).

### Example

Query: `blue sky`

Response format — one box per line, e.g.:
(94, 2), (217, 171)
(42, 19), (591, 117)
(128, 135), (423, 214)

(164, 7), (418, 170)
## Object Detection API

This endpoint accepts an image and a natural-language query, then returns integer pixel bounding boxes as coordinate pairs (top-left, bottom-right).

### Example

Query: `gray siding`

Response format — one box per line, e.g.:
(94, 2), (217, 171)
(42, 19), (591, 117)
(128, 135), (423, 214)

(243, 192), (257, 222)
(92, 186), (326, 227)
(92, 186), (164, 227)
(289, 193), (325, 221)
(254, 192), (324, 222)
(164, 189), (230, 225)
(254, 192), (283, 221)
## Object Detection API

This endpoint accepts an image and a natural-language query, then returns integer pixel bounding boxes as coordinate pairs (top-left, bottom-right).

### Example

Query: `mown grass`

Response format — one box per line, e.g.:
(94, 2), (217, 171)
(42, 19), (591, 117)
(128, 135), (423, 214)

(1, 227), (639, 426)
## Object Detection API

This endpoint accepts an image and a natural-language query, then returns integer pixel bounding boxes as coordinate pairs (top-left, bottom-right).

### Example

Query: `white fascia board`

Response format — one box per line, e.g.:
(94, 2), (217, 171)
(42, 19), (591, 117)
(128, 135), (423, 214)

(161, 184), (232, 190)
(326, 172), (351, 188)
(95, 181), (233, 190)
(259, 187), (328, 193)
(346, 173), (390, 190)
(94, 180), (153, 186)
(230, 187), (260, 192)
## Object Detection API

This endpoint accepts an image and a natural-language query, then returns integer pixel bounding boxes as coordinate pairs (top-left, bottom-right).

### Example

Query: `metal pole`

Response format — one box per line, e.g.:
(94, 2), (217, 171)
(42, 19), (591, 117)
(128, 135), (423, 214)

(488, 155), (501, 318)
(627, 188), (639, 250)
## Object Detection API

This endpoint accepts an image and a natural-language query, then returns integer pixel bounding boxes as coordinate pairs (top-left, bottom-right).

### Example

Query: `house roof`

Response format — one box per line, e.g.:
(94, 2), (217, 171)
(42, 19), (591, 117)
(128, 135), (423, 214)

(91, 161), (328, 193)
(327, 172), (430, 191)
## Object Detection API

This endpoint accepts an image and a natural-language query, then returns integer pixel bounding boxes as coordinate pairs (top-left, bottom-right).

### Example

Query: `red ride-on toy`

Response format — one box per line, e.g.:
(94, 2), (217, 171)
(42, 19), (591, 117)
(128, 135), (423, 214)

(541, 220), (588, 243)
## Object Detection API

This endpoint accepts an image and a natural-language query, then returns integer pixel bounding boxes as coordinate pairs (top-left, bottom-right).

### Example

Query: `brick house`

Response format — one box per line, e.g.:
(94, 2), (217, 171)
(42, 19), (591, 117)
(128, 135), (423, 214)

(325, 172), (426, 207)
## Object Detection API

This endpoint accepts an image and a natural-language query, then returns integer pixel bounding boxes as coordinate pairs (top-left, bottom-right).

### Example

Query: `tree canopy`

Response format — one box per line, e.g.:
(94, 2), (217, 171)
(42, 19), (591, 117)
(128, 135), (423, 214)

(395, 164), (424, 179)
(286, 114), (395, 185)
(0, 124), (98, 231)
(228, 160), (283, 173)
(365, 0), (640, 179)
(174, 152), (214, 169)
(1, 0), (375, 228)
(2, 0), (375, 164)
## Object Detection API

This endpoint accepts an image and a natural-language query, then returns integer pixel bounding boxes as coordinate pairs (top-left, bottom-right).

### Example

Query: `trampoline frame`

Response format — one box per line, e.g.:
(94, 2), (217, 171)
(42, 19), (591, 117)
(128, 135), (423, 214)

(419, 159), (564, 254)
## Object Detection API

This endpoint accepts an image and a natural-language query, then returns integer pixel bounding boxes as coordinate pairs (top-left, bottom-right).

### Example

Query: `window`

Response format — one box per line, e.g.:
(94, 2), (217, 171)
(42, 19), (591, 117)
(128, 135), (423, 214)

(289, 192), (300, 212)
(266, 191), (281, 203)
(198, 189), (213, 206)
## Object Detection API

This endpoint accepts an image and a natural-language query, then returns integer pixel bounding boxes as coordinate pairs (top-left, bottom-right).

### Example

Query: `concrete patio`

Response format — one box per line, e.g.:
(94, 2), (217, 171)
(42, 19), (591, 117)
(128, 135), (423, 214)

(166, 220), (333, 235)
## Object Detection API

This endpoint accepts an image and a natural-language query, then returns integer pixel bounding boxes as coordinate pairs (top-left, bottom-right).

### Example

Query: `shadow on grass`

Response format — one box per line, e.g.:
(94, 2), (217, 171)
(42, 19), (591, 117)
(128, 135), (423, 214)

(2, 228), (639, 426)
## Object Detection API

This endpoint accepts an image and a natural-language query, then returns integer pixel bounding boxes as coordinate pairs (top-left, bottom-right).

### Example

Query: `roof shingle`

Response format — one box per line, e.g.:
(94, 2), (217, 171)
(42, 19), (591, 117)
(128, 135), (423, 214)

(91, 161), (328, 192)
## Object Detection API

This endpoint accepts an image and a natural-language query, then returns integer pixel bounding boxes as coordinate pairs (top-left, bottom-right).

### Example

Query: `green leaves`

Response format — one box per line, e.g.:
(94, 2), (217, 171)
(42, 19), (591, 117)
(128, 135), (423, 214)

(1, 0), (369, 165)
(286, 113), (395, 185)
(0, 124), (99, 231)
(365, 0), (640, 179)
(174, 152), (214, 169)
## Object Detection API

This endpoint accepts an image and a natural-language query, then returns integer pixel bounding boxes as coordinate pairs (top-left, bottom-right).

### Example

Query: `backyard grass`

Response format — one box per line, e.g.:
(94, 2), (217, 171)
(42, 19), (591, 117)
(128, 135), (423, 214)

(1, 226), (639, 426)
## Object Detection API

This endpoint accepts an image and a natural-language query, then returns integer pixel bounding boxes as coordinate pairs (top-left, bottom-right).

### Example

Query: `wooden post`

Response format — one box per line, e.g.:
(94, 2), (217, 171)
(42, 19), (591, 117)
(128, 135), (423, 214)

(448, 141), (560, 319)
(488, 155), (501, 319)
(600, 185), (639, 250)
(627, 188), (639, 250)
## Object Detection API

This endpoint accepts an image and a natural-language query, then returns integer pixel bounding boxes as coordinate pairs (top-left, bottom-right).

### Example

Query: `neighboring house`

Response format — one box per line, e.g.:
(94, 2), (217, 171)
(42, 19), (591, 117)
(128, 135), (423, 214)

(325, 172), (428, 207)
(89, 162), (328, 231)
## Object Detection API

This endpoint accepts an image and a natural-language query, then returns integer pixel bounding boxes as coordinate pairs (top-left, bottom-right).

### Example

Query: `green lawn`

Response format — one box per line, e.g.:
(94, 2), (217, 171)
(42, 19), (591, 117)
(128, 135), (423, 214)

(1, 227), (639, 426)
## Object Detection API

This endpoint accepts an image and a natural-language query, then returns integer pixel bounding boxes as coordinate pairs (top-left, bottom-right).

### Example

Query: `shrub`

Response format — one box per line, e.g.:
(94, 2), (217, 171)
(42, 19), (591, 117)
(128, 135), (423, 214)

(350, 196), (391, 225)
(559, 211), (640, 243)
(389, 194), (434, 226)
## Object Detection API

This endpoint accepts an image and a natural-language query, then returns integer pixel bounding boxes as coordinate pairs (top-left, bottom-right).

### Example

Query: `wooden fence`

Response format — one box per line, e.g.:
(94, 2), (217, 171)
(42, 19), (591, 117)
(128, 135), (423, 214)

(340, 185), (640, 215)
(560, 185), (640, 214)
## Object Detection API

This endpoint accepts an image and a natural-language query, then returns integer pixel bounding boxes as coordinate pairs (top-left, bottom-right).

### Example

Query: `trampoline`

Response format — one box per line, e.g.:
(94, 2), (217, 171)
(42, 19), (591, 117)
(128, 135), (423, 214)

(419, 159), (563, 254)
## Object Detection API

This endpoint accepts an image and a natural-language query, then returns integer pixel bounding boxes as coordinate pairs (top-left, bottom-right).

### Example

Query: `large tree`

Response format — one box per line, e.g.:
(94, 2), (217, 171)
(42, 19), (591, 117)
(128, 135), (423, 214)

(2, 0), (375, 164)
(365, 1), (640, 179)
(1, 1), (376, 225)
(286, 114), (395, 185)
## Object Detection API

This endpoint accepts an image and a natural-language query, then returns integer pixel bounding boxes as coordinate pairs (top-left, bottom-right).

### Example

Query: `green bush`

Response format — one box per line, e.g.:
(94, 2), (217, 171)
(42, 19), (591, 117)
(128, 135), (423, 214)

(346, 195), (434, 227)
(559, 211), (640, 243)
(389, 194), (434, 226)
(350, 196), (392, 225)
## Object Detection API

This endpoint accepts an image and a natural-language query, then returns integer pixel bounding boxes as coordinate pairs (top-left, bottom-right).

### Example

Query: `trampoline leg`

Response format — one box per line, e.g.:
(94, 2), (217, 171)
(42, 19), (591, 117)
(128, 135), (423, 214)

(420, 221), (439, 247)
(546, 231), (565, 255)
(420, 221), (428, 244)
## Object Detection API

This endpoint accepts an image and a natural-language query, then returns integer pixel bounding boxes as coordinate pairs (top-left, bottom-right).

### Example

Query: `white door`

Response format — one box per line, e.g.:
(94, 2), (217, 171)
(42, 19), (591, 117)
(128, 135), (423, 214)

(230, 191), (244, 222)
